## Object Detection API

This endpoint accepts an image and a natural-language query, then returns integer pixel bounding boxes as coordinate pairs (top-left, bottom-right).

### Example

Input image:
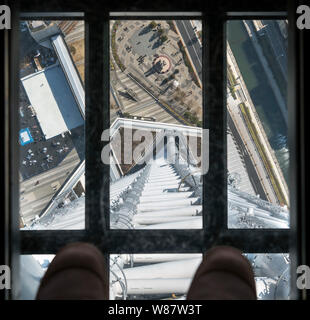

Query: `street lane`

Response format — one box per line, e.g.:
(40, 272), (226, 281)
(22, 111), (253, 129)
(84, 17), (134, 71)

(175, 20), (202, 81)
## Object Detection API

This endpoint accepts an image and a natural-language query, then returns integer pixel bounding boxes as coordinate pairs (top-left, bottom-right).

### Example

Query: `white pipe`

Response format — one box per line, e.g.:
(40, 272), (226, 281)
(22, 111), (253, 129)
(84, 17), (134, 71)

(113, 278), (192, 296)
(137, 198), (199, 211)
(135, 206), (201, 217)
(133, 215), (200, 225)
(138, 217), (202, 229)
(140, 192), (193, 202)
(114, 258), (202, 280)
(119, 253), (202, 264)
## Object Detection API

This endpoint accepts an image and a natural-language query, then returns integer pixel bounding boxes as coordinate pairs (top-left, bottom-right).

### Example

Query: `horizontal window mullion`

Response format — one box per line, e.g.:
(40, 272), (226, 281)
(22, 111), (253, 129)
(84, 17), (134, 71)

(20, 230), (87, 254)
(21, 229), (290, 254)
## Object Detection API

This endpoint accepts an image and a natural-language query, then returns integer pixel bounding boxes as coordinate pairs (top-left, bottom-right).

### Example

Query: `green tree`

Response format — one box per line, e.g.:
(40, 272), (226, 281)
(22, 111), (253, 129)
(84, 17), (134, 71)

(149, 21), (156, 29)
(161, 35), (168, 42)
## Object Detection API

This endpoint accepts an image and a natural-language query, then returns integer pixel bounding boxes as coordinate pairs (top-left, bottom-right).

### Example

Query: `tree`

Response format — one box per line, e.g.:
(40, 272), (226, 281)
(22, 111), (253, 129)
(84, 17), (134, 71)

(70, 45), (76, 55)
(122, 112), (131, 118)
(160, 35), (168, 43)
(169, 74), (175, 80)
(149, 21), (156, 29)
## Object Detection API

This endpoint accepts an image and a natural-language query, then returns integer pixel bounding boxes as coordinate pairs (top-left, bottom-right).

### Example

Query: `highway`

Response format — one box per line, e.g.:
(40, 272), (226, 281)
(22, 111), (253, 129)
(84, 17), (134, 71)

(175, 20), (202, 82)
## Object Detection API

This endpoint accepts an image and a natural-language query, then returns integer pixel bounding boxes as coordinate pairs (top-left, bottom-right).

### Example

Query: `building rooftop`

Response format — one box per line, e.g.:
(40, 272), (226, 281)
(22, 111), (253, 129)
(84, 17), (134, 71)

(21, 64), (84, 140)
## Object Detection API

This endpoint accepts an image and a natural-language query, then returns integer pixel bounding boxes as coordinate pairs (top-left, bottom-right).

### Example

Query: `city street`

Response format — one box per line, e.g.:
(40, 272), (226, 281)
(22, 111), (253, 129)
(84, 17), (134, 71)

(175, 20), (202, 82)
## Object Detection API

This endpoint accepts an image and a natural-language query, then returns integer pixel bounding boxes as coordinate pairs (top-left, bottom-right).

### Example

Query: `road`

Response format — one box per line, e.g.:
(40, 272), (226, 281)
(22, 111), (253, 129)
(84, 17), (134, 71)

(111, 67), (180, 125)
(20, 149), (80, 225)
(175, 20), (202, 82)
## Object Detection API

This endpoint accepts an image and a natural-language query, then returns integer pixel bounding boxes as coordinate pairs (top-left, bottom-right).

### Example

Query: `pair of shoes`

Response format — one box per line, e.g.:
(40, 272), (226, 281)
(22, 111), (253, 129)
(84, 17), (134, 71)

(36, 242), (109, 300)
(36, 243), (256, 300)
(187, 246), (257, 300)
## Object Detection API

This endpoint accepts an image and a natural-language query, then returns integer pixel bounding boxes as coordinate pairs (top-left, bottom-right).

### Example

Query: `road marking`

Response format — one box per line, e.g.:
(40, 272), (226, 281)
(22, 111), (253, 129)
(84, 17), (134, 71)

(180, 20), (202, 69)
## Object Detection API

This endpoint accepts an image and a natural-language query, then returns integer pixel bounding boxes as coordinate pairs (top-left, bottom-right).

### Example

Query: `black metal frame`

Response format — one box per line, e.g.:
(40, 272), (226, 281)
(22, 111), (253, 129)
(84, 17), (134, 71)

(1, 0), (306, 300)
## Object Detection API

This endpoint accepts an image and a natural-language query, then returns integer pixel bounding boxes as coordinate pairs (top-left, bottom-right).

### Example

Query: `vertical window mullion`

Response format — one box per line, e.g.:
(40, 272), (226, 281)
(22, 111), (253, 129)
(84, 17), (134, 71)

(203, 11), (227, 247)
(85, 12), (108, 243)
(6, 1), (21, 300)
(287, 0), (304, 300)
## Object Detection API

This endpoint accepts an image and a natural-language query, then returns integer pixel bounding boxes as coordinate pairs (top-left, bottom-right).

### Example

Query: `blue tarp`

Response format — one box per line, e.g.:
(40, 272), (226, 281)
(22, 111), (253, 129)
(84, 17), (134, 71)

(19, 128), (34, 146)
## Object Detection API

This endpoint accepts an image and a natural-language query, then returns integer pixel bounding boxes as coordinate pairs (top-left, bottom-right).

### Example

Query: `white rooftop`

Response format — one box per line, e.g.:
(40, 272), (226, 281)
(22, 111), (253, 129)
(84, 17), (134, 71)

(21, 64), (83, 140)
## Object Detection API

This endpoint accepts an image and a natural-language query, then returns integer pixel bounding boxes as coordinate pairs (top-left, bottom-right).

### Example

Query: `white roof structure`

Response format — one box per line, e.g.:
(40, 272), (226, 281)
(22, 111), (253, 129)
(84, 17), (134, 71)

(51, 34), (85, 117)
(30, 21), (46, 30)
(21, 65), (84, 139)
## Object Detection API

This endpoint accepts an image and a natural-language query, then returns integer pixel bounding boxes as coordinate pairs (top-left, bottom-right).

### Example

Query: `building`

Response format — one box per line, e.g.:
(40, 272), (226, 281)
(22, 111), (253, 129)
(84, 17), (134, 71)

(21, 64), (84, 140)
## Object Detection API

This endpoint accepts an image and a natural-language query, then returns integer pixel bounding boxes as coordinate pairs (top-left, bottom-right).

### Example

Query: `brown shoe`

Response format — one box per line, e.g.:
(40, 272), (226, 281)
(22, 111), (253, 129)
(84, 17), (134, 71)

(36, 242), (109, 300)
(187, 246), (257, 300)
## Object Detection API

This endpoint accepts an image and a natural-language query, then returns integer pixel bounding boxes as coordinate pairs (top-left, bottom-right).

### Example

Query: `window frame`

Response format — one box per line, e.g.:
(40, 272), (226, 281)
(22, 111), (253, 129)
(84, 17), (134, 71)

(1, 0), (305, 300)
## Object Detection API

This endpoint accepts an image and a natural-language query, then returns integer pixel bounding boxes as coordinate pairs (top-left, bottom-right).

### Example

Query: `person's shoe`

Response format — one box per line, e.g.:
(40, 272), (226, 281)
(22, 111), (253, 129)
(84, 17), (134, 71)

(187, 246), (257, 300)
(36, 242), (109, 300)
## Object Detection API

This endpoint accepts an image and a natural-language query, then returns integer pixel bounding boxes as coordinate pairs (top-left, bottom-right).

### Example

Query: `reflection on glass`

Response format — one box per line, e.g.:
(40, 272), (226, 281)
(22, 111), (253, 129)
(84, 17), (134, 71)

(109, 19), (204, 229)
(226, 20), (289, 228)
(19, 20), (85, 230)
(20, 254), (55, 300)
